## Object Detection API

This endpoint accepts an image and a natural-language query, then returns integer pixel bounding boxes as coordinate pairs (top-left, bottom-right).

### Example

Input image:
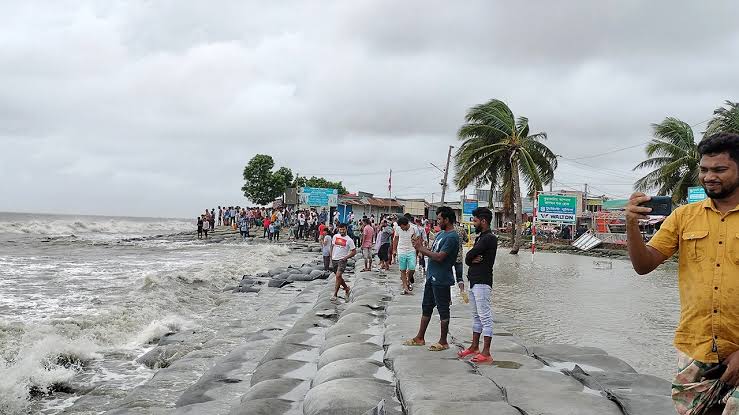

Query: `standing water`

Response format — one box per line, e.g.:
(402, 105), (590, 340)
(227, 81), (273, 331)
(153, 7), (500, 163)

(0, 212), (307, 414)
(491, 249), (680, 380)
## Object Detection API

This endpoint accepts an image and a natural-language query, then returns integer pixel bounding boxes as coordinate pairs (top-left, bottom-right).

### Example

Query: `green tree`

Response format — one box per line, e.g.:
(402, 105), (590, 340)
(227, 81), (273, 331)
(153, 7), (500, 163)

(454, 99), (557, 254)
(633, 118), (699, 204)
(706, 100), (739, 136)
(241, 155), (293, 205)
(292, 176), (348, 195)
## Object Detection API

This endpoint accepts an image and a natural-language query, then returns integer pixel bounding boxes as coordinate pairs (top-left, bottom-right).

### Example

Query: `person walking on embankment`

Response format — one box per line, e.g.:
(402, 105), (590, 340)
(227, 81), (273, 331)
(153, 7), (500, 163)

(393, 216), (416, 295)
(457, 207), (497, 365)
(361, 218), (375, 272)
(625, 133), (739, 414)
(330, 223), (356, 302)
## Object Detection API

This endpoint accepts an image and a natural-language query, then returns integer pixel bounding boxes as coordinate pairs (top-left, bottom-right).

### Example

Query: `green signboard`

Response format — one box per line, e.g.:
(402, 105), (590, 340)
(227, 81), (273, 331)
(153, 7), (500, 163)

(537, 194), (577, 223)
(603, 199), (628, 210)
(688, 186), (707, 203)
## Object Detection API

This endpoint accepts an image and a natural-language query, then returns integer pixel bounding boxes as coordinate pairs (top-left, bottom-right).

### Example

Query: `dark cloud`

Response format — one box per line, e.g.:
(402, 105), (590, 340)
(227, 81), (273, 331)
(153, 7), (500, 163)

(0, 1), (737, 216)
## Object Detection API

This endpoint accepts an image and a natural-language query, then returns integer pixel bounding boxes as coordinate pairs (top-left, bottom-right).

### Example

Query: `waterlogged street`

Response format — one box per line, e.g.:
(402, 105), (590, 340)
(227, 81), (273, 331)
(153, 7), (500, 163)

(489, 249), (679, 380)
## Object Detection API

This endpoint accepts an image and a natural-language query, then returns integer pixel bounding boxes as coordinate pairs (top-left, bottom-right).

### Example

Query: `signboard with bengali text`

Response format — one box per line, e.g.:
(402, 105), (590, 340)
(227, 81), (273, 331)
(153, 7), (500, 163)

(688, 186), (707, 204)
(537, 194), (577, 224)
(300, 187), (338, 207)
(462, 200), (478, 223)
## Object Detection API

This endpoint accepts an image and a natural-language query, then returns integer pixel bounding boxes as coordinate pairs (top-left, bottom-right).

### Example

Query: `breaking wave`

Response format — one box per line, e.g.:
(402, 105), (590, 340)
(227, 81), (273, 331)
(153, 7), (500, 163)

(0, 242), (296, 413)
(0, 218), (193, 238)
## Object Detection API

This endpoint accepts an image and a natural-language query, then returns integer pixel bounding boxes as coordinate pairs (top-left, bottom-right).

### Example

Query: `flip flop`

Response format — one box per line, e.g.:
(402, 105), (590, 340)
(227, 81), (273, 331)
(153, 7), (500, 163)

(457, 348), (478, 359)
(470, 353), (494, 364)
(402, 338), (425, 346)
(428, 343), (450, 352)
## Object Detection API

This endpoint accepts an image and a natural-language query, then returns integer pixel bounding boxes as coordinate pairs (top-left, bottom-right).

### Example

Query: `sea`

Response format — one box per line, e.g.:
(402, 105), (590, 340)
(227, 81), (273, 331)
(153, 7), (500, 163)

(0, 212), (301, 414)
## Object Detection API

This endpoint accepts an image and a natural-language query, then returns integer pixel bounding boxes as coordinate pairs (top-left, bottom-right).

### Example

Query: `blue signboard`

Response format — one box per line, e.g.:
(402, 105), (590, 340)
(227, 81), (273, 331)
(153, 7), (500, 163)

(687, 186), (707, 204)
(463, 200), (478, 215)
(300, 187), (338, 207)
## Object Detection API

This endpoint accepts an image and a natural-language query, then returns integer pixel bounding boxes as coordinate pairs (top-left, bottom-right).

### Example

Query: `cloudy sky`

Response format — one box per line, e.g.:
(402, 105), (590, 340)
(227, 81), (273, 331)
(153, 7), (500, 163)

(1, 1), (737, 217)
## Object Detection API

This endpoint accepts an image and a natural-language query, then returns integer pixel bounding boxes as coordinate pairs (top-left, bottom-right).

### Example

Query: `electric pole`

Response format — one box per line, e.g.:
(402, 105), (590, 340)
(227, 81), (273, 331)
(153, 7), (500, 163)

(440, 145), (453, 204)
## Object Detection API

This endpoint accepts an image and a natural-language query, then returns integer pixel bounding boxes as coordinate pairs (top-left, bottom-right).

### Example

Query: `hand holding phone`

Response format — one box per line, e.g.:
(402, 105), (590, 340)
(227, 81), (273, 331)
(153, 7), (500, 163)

(639, 196), (672, 217)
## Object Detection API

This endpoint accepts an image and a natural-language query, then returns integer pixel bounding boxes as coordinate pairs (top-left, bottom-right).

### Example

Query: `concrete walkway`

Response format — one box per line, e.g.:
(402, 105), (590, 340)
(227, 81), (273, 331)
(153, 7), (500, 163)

(232, 256), (676, 414)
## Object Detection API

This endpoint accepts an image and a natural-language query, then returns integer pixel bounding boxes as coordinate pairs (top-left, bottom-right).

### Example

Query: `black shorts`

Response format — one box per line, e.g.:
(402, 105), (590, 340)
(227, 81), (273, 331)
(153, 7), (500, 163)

(421, 281), (451, 320)
(330, 259), (347, 274)
(378, 243), (390, 261)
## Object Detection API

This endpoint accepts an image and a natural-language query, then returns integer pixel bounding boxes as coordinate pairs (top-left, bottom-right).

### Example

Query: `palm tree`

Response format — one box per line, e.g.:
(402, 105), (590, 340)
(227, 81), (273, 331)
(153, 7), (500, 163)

(706, 100), (739, 136)
(454, 99), (557, 254)
(633, 118), (699, 204)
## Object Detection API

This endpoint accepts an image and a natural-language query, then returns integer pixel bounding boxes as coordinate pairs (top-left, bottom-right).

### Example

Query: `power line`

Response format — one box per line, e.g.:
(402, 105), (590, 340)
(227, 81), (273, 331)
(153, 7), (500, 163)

(552, 179), (629, 199)
(558, 158), (640, 180)
(564, 117), (711, 162)
(691, 118), (711, 127)
(569, 142), (648, 160)
(300, 166), (435, 177)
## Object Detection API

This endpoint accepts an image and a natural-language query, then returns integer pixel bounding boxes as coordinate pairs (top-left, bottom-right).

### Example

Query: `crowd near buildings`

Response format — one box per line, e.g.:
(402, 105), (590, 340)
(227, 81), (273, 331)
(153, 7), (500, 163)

(196, 186), (618, 244)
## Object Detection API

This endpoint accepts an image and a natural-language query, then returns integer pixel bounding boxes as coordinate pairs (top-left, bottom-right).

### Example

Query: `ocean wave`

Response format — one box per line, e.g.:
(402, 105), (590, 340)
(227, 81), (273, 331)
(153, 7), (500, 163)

(0, 327), (101, 413)
(0, 218), (193, 237)
(0, 243), (300, 413)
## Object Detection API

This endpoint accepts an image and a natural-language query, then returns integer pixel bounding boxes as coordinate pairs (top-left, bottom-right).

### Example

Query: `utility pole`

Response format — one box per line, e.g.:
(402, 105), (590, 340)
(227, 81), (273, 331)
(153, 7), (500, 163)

(440, 145), (453, 204)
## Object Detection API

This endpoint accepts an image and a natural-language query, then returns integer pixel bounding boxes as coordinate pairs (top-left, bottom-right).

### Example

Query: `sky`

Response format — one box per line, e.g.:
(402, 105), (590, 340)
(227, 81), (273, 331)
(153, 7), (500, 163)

(1, 1), (738, 218)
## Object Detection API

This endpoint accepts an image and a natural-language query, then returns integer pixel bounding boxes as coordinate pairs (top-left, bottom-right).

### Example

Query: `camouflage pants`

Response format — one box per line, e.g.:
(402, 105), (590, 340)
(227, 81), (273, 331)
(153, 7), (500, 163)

(673, 351), (739, 414)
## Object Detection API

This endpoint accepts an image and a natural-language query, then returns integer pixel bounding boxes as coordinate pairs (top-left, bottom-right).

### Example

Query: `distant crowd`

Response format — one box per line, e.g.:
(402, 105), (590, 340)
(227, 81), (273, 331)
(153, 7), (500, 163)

(194, 205), (452, 246)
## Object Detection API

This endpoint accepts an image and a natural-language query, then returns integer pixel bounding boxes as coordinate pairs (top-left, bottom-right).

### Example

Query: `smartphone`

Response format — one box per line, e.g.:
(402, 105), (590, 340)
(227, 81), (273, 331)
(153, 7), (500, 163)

(640, 196), (672, 216)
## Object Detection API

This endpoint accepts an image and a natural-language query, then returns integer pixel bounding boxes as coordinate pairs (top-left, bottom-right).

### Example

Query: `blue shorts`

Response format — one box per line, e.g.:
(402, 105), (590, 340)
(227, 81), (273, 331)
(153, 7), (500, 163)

(398, 251), (416, 271)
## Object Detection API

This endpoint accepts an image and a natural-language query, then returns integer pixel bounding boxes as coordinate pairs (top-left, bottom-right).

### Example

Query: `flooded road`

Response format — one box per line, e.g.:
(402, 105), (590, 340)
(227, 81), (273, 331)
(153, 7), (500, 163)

(490, 250), (680, 380)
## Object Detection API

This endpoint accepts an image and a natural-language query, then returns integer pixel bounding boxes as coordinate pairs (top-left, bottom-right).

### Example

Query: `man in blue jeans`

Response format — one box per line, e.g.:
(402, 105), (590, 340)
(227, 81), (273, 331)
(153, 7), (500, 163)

(458, 207), (497, 364)
(403, 206), (459, 351)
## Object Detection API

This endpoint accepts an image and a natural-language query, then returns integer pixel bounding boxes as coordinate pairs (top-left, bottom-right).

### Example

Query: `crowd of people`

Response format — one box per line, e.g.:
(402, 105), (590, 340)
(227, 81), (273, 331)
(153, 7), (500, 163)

(195, 205), (367, 242)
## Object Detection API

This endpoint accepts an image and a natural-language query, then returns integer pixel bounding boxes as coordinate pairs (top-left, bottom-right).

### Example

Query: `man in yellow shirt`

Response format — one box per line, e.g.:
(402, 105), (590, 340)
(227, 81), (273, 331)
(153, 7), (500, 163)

(626, 132), (739, 414)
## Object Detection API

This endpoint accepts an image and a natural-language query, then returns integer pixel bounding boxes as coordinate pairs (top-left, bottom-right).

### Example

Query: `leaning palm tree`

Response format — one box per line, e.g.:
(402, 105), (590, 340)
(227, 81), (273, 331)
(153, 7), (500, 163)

(454, 99), (557, 254)
(706, 100), (739, 136)
(633, 118), (699, 204)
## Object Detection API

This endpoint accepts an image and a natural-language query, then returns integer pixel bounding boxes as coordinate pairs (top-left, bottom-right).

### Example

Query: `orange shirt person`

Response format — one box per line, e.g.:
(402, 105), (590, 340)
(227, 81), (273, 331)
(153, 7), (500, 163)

(625, 133), (739, 414)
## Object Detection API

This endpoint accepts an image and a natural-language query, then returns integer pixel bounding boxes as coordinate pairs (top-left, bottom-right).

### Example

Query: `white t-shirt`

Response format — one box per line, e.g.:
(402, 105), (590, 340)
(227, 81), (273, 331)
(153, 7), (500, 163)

(298, 214), (306, 225)
(394, 224), (416, 254)
(331, 234), (356, 261)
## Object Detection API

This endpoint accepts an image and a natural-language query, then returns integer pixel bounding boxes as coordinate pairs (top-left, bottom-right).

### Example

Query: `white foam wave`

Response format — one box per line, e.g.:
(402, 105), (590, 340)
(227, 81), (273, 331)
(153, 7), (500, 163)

(130, 316), (193, 347)
(0, 327), (101, 413)
(0, 242), (305, 413)
(0, 218), (193, 237)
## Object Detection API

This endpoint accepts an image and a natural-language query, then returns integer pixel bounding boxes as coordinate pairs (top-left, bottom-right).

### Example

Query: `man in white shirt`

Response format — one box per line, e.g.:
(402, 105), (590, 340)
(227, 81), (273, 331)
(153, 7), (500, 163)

(330, 223), (356, 301)
(298, 211), (306, 239)
(393, 216), (416, 295)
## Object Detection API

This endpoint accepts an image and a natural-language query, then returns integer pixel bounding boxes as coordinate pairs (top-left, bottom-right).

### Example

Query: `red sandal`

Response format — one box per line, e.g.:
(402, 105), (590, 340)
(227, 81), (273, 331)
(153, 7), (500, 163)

(470, 353), (494, 364)
(457, 348), (478, 359)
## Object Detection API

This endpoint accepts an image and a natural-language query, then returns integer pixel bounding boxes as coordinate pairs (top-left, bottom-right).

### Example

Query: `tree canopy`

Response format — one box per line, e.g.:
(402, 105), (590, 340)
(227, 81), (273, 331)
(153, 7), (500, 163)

(241, 155), (294, 205)
(455, 99), (556, 254)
